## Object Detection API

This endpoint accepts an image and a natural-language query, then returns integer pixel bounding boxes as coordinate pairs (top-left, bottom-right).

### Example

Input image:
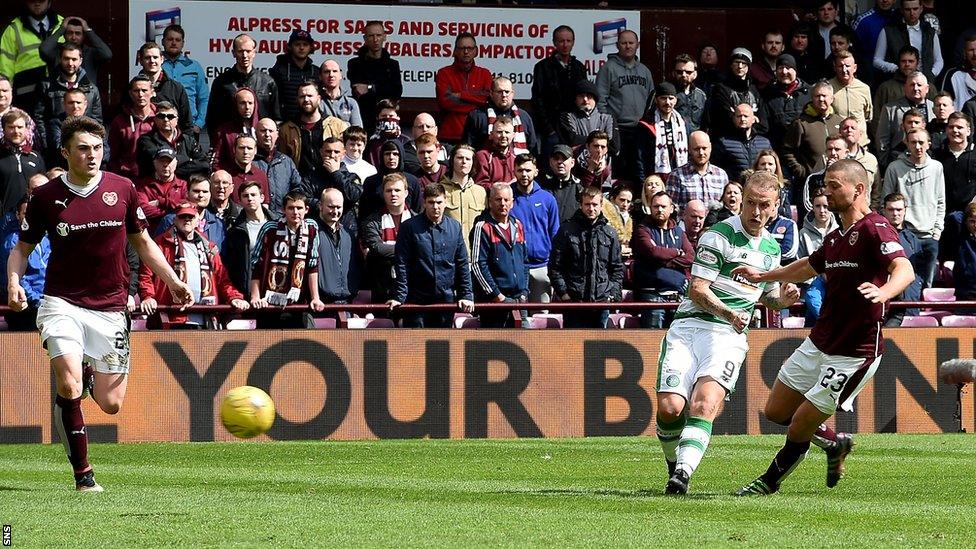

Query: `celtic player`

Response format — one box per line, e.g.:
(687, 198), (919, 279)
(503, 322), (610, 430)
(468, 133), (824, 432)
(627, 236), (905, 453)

(656, 171), (800, 495)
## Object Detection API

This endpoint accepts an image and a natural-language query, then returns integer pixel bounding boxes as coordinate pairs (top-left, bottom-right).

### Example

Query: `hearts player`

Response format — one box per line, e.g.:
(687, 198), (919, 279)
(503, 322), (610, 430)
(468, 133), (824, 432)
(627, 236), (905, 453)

(6, 116), (193, 492)
(732, 159), (915, 495)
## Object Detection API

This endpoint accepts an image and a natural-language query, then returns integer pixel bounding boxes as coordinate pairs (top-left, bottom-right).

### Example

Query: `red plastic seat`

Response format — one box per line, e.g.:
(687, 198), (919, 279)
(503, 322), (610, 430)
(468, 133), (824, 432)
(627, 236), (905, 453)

(900, 316), (939, 327)
(922, 287), (955, 302)
(526, 314), (563, 329)
(781, 316), (805, 328)
(313, 318), (337, 329)
(347, 317), (395, 329)
(941, 315), (976, 327)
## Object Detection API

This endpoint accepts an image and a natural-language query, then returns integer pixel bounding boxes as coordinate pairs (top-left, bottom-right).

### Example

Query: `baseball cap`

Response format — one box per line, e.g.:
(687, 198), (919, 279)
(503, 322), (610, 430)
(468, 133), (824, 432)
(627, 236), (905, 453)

(288, 30), (314, 46)
(654, 82), (677, 97)
(552, 144), (573, 159)
(730, 47), (753, 64)
(154, 147), (177, 160)
(175, 203), (198, 217)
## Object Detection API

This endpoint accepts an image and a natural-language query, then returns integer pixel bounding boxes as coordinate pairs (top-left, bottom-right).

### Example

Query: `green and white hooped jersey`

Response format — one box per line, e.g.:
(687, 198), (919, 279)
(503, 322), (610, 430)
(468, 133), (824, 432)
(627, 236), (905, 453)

(674, 216), (781, 329)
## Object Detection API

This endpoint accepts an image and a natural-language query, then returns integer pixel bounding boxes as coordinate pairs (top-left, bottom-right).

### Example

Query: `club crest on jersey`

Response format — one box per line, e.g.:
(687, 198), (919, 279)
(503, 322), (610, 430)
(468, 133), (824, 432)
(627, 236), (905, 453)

(136, 206), (147, 221)
(849, 231), (859, 245)
(764, 255), (773, 269)
(56, 222), (70, 237)
(102, 191), (118, 206)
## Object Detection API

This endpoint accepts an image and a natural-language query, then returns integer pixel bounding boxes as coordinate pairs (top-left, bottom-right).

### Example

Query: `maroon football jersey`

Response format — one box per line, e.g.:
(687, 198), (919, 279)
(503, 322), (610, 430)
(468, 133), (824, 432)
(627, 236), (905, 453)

(20, 172), (148, 311)
(808, 211), (908, 358)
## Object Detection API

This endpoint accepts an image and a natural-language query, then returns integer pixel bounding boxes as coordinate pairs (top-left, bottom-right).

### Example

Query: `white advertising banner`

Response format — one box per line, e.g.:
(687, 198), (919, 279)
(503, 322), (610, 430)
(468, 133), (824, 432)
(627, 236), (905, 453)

(128, 1), (641, 97)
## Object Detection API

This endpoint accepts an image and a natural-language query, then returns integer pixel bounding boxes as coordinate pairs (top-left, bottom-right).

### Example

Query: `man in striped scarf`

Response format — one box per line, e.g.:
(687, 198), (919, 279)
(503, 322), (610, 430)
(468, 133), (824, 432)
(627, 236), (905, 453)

(360, 173), (413, 304)
(462, 76), (538, 156)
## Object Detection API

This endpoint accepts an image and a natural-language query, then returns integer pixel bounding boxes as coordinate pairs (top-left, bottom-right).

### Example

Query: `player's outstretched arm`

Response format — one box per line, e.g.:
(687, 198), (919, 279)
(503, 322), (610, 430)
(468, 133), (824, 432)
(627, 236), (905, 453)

(732, 258), (817, 285)
(688, 276), (750, 333)
(6, 241), (38, 311)
(128, 230), (194, 310)
(859, 256), (915, 304)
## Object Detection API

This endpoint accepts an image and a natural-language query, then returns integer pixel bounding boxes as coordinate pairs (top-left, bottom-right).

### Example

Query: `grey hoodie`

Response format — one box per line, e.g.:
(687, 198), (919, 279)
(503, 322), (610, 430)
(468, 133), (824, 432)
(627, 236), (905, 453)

(595, 54), (653, 129)
(881, 155), (946, 239)
(798, 211), (838, 283)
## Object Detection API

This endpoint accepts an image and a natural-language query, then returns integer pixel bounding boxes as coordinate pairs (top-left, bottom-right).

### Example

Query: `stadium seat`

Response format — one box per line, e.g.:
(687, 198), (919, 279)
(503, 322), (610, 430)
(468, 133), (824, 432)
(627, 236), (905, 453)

(781, 316), (805, 328)
(347, 317), (396, 329)
(922, 287), (955, 302)
(455, 315), (481, 329)
(226, 319), (257, 330)
(526, 314), (563, 329)
(900, 316), (939, 327)
(940, 315), (976, 327)
(131, 319), (149, 331)
(608, 312), (636, 328)
(313, 318), (337, 329)
(621, 289), (634, 302)
(352, 290), (372, 304)
(618, 315), (641, 328)
(0, 319), (8, 331)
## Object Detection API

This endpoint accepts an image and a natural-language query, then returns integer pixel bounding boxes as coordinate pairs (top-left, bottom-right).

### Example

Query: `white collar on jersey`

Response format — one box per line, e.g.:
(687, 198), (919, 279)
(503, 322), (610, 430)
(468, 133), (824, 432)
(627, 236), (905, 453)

(61, 172), (104, 198)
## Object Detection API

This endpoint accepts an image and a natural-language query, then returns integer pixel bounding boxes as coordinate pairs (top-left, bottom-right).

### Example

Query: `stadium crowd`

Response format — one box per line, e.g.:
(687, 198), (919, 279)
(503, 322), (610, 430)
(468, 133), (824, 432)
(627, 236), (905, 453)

(1, 0), (975, 329)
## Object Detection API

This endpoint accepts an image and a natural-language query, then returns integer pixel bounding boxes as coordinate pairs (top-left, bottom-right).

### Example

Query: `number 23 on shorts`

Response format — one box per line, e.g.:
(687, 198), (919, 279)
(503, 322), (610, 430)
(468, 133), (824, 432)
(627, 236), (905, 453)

(820, 367), (849, 393)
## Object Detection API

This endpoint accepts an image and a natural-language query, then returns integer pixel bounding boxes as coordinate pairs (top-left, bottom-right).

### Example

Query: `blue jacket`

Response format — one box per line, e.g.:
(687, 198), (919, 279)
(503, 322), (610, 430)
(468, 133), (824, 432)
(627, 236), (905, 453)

(712, 130), (773, 181)
(511, 182), (560, 269)
(469, 211), (529, 300)
(162, 53), (209, 129)
(953, 226), (976, 299)
(766, 215), (799, 263)
(316, 220), (361, 302)
(1, 231), (49, 305)
(255, 151), (302, 215)
(394, 214), (473, 304)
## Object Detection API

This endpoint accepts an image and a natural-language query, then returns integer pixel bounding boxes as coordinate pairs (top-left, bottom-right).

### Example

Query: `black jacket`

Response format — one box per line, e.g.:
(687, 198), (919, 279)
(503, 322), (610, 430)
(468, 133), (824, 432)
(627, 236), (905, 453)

(705, 75), (766, 138)
(0, 148), (45, 214)
(302, 164), (362, 237)
(346, 47), (402, 133)
(359, 139), (423, 222)
(530, 54), (588, 136)
(540, 173), (583, 223)
(269, 53), (317, 123)
(34, 69), (103, 155)
(206, 67), (280, 139)
(462, 101), (538, 154)
(548, 210), (623, 302)
(760, 79), (810, 150)
(933, 142), (976, 214)
(220, 207), (280, 294)
(121, 71), (193, 132)
(136, 129), (210, 180)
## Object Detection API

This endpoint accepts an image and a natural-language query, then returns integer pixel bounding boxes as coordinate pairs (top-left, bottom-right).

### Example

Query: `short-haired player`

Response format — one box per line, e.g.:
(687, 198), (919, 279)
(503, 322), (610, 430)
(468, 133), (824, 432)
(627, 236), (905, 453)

(733, 159), (914, 495)
(6, 116), (193, 492)
(657, 171), (800, 495)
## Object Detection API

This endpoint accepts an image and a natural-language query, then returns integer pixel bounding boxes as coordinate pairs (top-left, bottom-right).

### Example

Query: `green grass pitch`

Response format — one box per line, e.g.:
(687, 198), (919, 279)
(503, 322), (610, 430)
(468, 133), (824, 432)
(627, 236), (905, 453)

(1, 434), (973, 547)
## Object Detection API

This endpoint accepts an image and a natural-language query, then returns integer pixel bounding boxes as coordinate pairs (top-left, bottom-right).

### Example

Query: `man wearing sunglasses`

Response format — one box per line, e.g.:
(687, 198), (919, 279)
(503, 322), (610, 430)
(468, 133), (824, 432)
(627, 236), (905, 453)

(135, 102), (209, 180)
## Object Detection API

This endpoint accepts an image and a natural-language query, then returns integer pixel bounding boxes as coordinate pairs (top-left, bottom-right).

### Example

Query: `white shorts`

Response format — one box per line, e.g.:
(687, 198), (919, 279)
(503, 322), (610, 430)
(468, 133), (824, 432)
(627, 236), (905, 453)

(656, 319), (749, 400)
(777, 338), (880, 415)
(36, 295), (131, 374)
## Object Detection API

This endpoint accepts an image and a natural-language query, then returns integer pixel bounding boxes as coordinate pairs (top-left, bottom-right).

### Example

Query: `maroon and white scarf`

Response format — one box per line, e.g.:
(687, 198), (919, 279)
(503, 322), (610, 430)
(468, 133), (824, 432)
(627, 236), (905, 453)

(171, 228), (216, 305)
(487, 105), (529, 156)
(380, 209), (413, 278)
(651, 111), (688, 174)
(260, 220), (315, 306)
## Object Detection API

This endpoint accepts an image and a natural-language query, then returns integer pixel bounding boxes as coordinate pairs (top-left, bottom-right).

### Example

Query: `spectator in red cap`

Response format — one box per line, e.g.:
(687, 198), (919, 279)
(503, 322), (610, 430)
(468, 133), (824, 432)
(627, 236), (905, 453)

(135, 146), (188, 234)
(139, 202), (248, 329)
